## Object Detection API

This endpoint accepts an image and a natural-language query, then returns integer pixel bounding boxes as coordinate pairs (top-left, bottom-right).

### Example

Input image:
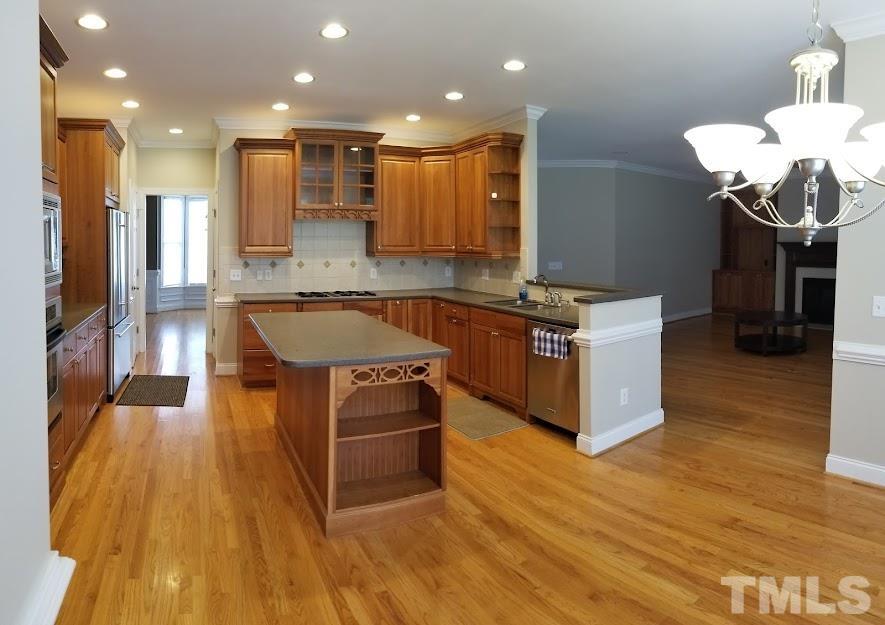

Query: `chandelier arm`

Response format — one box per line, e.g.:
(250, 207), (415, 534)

(760, 162), (797, 200)
(753, 197), (791, 226)
(711, 191), (794, 228)
(823, 196), (859, 226)
(819, 197), (885, 228)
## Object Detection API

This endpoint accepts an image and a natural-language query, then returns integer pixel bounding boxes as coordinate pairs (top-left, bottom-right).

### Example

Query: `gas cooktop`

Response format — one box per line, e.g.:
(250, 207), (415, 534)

(294, 290), (377, 298)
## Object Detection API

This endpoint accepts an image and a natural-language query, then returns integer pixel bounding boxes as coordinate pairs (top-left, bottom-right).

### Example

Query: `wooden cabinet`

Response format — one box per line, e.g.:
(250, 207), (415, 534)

(343, 300), (384, 320)
(420, 155), (457, 254)
(408, 299), (432, 340)
(39, 18), (67, 186)
(455, 149), (483, 253)
(62, 358), (77, 453)
(367, 150), (421, 255)
(713, 270), (775, 312)
(104, 138), (121, 203)
(468, 308), (526, 411)
(446, 316), (470, 383)
(386, 299), (409, 330)
(238, 302), (299, 386)
(287, 129), (384, 219)
(234, 139), (295, 258)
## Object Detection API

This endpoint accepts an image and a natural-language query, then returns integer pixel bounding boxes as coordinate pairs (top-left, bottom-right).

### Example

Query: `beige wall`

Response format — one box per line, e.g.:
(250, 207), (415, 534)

(137, 147), (216, 189)
(828, 33), (885, 485)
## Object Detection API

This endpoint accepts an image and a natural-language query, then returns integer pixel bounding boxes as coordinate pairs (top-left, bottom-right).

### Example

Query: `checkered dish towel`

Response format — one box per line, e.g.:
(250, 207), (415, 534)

(532, 327), (570, 359)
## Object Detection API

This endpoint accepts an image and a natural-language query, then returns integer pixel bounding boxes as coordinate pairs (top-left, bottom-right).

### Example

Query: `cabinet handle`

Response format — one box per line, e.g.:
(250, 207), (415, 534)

(63, 347), (73, 353)
(264, 363), (275, 368)
(51, 461), (61, 470)
(491, 331), (499, 337)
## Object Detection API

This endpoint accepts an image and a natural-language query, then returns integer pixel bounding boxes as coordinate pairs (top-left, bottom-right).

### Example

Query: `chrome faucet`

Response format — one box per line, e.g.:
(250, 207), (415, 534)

(550, 291), (563, 307)
(533, 274), (550, 303)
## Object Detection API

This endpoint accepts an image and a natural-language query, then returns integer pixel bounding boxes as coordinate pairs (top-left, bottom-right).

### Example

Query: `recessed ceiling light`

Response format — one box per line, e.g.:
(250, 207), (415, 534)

(320, 23), (348, 39)
(445, 91), (464, 101)
(103, 67), (127, 79)
(77, 14), (108, 30)
(271, 102), (290, 111)
(121, 100), (140, 109)
(293, 72), (315, 84)
(503, 59), (526, 72)
(168, 128), (183, 135)
(406, 114), (421, 122)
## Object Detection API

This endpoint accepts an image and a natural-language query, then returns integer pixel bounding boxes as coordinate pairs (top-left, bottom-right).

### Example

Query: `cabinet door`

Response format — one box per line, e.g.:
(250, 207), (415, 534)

(469, 324), (498, 394)
(96, 330), (107, 405)
(297, 141), (338, 209)
(300, 302), (344, 312)
(40, 58), (58, 183)
(386, 299), (409, 330)
(420, 156), (456, 253)
(86, 338), (99, 417)
(497, 332), (526, 407)
(62, 360), (77, 453)
(407, 299), (432, 340)
(340, 143), (378, 211)
(375, 154), (420, 254)
(447, 317), (470, 381)
(239, 148), (294, 257)
(432, 301), (448, 347)
(454, 151), (474, 253)
(75, 353), (89, 431)
(469, 149), (488, 252)
(104, 140), (120, 202)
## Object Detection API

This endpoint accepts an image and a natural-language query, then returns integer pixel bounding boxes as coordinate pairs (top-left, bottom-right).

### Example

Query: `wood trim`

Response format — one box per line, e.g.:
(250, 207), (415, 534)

(379, 144), (423, 157)
(285, 128), (385, 143)
(295, 208), (377, 221)
(39, 16), (68, 69)
(451, 132), (523, 154)
(234, 138), (296, 151)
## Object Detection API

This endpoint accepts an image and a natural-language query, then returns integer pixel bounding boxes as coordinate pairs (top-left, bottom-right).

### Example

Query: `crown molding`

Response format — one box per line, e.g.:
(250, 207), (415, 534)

(212, 117), (453, 145)
(109, 117), (132, 130)
(138, 139), (216, 149)
(538, 159), (707, 183)
(832, 12), (885, 43)
(455, 105), (547, 141)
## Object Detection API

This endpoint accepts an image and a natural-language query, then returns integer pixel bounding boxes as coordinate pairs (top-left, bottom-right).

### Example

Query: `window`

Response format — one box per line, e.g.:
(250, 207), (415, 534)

(160, 195), (208, 287)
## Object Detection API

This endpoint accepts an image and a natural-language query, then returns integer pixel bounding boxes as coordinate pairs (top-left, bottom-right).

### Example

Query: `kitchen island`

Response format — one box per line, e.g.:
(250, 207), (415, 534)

(250, 310), (451, 537)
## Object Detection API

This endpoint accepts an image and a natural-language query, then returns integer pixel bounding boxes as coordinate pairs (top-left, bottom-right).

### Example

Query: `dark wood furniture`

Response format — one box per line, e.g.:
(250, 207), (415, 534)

(734, 310), (808, 355)
(52, 306), (107, 507)
(234, 138), (295, 257)
(713, 189), (777, 312)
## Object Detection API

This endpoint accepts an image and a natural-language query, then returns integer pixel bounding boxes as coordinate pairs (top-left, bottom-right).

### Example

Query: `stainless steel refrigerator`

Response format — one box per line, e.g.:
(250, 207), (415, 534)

(107, 208), (135, 397)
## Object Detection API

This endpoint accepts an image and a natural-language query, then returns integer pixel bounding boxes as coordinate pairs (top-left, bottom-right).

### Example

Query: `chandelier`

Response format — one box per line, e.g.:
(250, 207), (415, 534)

(684, 0), (885, 246)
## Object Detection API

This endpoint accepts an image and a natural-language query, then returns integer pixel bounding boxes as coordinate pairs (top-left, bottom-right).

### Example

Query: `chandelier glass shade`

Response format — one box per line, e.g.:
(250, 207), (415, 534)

(684, 0), (885, 245)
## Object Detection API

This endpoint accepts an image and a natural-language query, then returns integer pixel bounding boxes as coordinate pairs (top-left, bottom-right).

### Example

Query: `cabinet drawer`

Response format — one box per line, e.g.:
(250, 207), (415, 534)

(48, 418), (65, 480)
(63, 332), (78, 365)
(242, 322), (269, 350)
(242, 350), (279, 378)
(242, 302), (298, 316)
(470, 307), (526, 337)
(441, 302), (469, 321)
(87, 313), (105, 341)
(343, 300), (384, 317)
(72, 324), (90, 354)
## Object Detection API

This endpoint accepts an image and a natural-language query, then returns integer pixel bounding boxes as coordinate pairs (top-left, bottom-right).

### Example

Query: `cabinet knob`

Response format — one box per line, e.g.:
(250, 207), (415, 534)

(64, 347), (73, 353)
(264, 363), (275, 369)
(51, 461), (61, 470)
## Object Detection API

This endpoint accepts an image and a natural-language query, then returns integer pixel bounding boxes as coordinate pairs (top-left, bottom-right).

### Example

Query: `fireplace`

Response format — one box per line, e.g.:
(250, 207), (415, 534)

(801, 277), (836, 325)
(780, 242), (837, 314)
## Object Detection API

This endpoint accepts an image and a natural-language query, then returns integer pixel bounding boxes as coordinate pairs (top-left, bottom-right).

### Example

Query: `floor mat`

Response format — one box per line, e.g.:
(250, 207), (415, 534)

(447, 395), (528, 440)
(117, 375), (190, 407)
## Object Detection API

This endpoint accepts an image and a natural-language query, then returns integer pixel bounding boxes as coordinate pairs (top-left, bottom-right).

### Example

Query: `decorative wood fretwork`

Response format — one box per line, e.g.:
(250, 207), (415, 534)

(295, 208), (377, 221)
(334, 358), (442, 408)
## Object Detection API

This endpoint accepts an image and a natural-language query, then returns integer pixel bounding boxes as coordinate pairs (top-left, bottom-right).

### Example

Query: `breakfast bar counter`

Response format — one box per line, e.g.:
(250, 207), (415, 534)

(250, 310), (451, 537)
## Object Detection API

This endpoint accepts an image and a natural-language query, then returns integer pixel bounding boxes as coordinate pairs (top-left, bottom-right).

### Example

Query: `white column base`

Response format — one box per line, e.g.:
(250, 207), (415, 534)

(18, 551), (75, 625)
(576, 408), (664, 457)
(826, 454), (885, 487)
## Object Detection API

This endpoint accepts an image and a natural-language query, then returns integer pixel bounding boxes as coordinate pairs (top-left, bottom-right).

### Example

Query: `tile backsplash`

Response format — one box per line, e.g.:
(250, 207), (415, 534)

(217, 221), (454, 295)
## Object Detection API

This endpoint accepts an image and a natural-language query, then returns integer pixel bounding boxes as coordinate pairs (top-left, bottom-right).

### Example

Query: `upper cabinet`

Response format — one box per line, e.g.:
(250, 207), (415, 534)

(366, 147), (421, 255)
(234, 138), (295, 258)
(59, 119), (124, 208)
(420, 155), (456, 254)
(286, 128), (383, 220)
(39, 17), (68, 187)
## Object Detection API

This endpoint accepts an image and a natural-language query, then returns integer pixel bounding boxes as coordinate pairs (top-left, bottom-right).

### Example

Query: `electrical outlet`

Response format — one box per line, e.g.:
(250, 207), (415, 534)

(481, 268), (490, 280)
(370, 267), (378, 280)
(444, 266), (453, 278)
(620, 387), (629, 406)
(512, 270), (521, 283)
(256, 269), (264, 281)
(548, 261), (563, 271)
(873, 296), (885, 318)
(230, 269), (242, 281)
(264, 268), (272, 280)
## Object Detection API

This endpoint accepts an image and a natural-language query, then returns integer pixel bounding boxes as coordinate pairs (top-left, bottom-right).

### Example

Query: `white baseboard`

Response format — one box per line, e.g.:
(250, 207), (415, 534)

(826, 454), (885, 488)
(576, 408), (664, 457)
(662, 308), (712, 324)
(18, 551), (75, 625)
(215, 362), (237, 376)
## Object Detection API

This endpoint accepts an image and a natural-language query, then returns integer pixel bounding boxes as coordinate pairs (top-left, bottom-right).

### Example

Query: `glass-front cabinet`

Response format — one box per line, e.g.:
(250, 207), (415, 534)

(288, 129), (383, 216)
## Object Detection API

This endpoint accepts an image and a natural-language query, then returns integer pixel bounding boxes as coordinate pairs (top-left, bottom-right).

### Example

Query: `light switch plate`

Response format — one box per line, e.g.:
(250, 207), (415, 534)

(874, 296), (885, 318)
(444, 266), (453, 278)
(548, 261), (563, 271)
(256, 270), (264, 281)
(481, 268), (490, 280)
(620, 387), (629, 406)
(264, 268), (272, 280)
(370, 267), (378, 280)
(230, 269), (242, 281)
(512, 271), (521, 283)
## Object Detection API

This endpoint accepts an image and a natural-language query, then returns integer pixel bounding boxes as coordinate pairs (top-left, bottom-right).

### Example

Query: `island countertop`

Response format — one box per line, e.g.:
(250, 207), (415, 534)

(250, 310), (452, 368)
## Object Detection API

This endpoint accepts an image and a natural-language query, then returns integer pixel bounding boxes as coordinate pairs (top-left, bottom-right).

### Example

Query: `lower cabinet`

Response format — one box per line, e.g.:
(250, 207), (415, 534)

(468, 307), (526, 411)
(238, 302), (298, 387)
(385, 299), (409, 330)
(408, 299), (432, 340)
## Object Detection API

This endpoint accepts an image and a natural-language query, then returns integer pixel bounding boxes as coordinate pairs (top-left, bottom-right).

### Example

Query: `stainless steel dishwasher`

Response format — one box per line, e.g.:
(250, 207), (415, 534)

(527, 321), (580, 433)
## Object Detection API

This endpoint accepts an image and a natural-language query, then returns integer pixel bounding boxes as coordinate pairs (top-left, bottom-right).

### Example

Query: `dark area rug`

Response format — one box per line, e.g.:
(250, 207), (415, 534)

(117, 375), (190, 407)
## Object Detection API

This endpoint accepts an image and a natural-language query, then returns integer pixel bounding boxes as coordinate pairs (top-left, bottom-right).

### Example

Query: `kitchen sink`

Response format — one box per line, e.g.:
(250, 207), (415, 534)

(510, 303), (561, 311)
(485, 299), (543, 307)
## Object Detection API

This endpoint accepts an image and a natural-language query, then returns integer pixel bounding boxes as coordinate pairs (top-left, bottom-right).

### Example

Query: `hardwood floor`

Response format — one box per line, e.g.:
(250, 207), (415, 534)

(51, 312), (885, 624)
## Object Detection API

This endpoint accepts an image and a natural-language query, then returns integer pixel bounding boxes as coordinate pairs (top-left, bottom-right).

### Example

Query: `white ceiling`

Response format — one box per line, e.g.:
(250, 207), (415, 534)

(40, 0), (884, 173)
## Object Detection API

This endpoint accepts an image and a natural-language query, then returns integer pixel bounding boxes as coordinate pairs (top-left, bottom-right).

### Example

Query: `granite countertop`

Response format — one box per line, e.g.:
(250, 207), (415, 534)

(62, 302), (105, 332)
(249, 310), (452, 368)
(237, 288), (585, 328)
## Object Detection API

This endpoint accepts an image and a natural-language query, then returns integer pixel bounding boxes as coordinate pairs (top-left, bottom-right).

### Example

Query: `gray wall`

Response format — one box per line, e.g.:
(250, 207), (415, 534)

(538, 167), (616, 284)
(539, 166), (719, 319)
(829, 33), (885, 480)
